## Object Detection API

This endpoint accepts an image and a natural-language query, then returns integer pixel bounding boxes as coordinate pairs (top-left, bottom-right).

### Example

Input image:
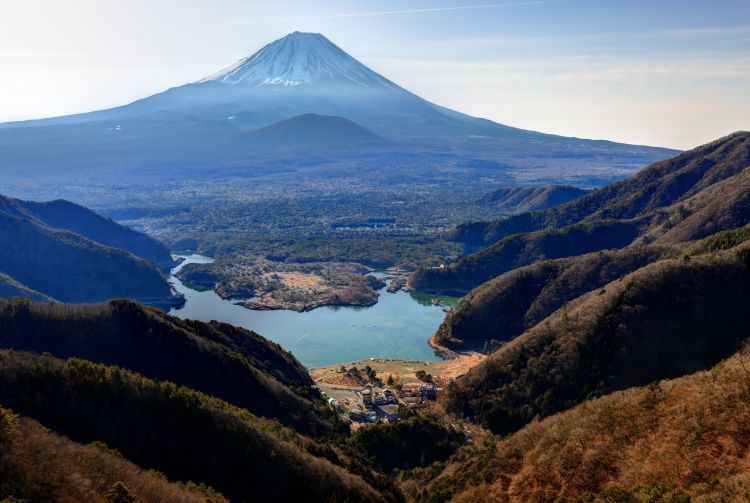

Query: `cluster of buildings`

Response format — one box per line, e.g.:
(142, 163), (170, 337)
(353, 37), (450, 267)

(336, 384), (443, 424)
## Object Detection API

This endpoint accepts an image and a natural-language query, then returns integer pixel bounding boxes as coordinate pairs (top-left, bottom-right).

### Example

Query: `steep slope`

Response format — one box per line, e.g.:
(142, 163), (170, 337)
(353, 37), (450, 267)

(412, 131), (750, 293)
(454, 131), (750, 248)
(413, 218), (644, 293)
(251, 113), (381, 143)
(8, 196), (176, 271)
(0, 272), (54, 302)
(0, 205), (178, 306)
(0, 351), (397, 503)
(435, 245), (677, 349)
(478, 185), (589, 214)
(0, 408), (220, 503)
(410, 348), (750, 503)
(0, 298), (340, 436)
(444, 242), (750, 435)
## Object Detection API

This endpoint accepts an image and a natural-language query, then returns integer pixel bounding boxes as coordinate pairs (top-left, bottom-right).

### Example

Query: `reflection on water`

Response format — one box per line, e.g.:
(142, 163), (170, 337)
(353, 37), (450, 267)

(168, 255), (455, 367)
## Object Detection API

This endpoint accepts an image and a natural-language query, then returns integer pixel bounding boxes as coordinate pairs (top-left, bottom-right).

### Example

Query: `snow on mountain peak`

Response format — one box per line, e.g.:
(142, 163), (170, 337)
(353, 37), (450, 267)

(199, 32), (396, 90)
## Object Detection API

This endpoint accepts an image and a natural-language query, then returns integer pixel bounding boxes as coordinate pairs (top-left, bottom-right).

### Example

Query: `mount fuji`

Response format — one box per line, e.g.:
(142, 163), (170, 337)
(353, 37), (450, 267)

(0, 32), (676, 178)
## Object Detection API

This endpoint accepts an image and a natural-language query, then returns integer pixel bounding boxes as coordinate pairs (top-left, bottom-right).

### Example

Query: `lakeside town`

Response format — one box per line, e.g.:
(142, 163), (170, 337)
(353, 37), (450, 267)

(309, 353), (484, 427)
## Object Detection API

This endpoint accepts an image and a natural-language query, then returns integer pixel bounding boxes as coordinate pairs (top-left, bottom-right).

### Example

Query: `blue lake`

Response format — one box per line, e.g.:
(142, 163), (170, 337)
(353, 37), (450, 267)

(168, 255), (450, 367)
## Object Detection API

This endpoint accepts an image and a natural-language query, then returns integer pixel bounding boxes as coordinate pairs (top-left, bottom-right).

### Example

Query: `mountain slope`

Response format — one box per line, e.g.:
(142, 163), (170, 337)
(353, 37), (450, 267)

(412, 347), (750, 503)
(454, 131), (750, 248)
(0, 351), (396, 503)
(0, 298), (340, 436)
(411, 131), (750, 293)
(0, 408), (220, 503)
(0, 203), (178, 306)
(251, 113), (381, 143)
(435, 244), (677, 349)
(4, 196), (176, 271)
(0, 272), (54, 302)
(444, 241), (750, 435)
(0, 32), (675, 179)
(478, 185), (590, 214)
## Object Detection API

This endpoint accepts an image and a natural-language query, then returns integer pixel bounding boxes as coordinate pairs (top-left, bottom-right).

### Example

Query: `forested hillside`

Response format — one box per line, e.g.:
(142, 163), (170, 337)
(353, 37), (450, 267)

(444, 241), (750, 434)
(0, 193), (180, 307)
(477, 185), (589, 214)
(411, 131), (750, 293)
(0, 351), (398, 503)
(0, 298), (340, 436)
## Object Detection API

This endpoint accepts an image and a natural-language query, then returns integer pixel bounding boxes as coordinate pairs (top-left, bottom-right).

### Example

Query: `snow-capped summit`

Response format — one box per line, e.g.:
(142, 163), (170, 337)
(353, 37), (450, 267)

(200, 32), (397, 91)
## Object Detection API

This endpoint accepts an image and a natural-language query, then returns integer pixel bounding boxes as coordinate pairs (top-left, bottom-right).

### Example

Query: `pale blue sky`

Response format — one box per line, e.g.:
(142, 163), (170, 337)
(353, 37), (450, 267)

(0, 0), (748, 148)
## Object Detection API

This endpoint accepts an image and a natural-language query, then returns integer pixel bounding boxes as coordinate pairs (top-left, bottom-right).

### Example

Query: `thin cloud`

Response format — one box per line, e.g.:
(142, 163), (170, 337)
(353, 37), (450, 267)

(236, 1), (559, 23)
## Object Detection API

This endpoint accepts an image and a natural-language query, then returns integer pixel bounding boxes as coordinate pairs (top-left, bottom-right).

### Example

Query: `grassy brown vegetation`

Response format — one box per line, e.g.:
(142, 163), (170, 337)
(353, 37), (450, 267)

(444, 242), (750, 434)
(0, 351), (400, 503)
(0, 408), (221, 502)
(410, 346), (750, 502)
(0, 298), (342, 436)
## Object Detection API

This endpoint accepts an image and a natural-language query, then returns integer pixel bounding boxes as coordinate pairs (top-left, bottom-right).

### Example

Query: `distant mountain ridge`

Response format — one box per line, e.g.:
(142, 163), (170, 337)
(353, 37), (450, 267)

(478, 185), (590, 214)
(0, 195), (176, 271)
(0, 193), (180, 306)
(411, 131), (750, 293)
(252, 113), (381, 143)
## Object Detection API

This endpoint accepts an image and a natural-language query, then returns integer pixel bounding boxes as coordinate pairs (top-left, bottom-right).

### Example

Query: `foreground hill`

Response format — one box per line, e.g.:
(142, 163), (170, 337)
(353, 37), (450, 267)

(409, 347), (750, 502)
(0, 298), (340, 436)
(0, 408), (219, 502)
(477, 185), (589, 215)
(434, 244), (677, 349)
(411, 131), (750, 294)
(0, 351), (397, 503)
(0, 193), (179, 306)
(444, 241), (750, 435)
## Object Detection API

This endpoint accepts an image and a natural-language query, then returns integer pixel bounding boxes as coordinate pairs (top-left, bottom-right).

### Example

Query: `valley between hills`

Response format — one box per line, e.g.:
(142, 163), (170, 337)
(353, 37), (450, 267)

(1, 28), (749, 503)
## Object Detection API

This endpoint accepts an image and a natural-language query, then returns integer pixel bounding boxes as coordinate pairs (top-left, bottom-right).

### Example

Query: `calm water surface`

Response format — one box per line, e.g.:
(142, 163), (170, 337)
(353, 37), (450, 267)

(168, 255), (452, 367)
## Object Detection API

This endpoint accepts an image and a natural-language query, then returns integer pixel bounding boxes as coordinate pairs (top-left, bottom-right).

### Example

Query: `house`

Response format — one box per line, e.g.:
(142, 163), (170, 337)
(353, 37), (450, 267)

(378, 404), (400, 422)
(359, 387), (373, 408)
(403, 396), (421, 408)
(349, 409), (365, 422)
(419, 383), (441, 400)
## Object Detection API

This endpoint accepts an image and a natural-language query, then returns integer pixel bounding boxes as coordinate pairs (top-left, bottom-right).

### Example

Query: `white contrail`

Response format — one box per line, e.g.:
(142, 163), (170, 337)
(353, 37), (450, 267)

(239, 1), (559, 23)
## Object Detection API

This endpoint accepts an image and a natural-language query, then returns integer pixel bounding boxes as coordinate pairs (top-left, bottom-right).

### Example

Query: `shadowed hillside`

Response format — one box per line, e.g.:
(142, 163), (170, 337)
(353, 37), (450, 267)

(251, 113), (382, 143)
(0, 273), (53, 302)
(0, 351), (398, 503)
(8, 196), (177, 271)
(0, 298), (340, 437)
(0, 408), (222, 502)
(435, 245), (677, 349)
(0, 193), (180, 307)
(478, 185), (589, 215)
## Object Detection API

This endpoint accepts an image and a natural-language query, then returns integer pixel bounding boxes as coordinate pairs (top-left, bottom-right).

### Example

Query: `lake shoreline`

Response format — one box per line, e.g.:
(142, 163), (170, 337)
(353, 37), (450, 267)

(169, 254), (455, 367)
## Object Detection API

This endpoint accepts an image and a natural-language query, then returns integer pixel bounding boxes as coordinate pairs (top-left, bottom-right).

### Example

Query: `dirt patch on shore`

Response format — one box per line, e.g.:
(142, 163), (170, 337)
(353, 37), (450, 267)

(310, 353), (485, 388)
